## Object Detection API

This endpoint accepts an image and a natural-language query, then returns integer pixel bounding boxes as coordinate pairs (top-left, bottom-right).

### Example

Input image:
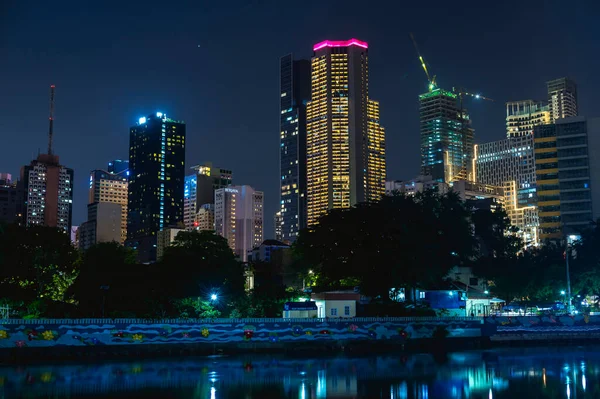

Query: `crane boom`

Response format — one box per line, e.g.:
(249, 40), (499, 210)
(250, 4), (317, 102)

(410, 33), (436, 90)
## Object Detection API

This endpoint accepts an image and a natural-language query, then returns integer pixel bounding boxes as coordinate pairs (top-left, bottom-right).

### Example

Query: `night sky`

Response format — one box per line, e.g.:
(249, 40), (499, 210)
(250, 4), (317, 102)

(1, 0), (599, 237)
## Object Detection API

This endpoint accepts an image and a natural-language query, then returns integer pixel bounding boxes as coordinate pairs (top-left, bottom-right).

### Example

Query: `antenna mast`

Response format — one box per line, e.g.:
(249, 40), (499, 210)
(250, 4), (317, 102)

(48, 85), (55, 155)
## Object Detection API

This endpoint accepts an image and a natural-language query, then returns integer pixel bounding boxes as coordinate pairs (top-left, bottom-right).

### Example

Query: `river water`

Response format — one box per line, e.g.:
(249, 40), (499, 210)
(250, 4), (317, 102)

(1, 346), (597, 398)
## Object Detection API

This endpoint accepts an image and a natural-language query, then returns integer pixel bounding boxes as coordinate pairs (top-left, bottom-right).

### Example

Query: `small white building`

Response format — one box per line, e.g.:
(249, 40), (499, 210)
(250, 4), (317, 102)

(311, 291), (361, 318)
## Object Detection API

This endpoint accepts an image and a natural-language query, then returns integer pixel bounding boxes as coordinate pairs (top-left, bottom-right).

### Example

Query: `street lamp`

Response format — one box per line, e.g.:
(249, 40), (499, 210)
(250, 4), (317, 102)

(560, 290), (566, 296)
(210, 293), (218, 302)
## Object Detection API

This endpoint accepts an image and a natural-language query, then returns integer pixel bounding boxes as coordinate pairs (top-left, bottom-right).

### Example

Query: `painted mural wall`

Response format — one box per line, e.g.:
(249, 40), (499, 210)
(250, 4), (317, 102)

(483, 314), (600, 336)
(0, 318), (482, 348)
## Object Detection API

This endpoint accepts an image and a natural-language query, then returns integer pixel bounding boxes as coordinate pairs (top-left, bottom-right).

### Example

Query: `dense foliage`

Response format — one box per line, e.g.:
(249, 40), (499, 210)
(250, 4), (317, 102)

(2, 191), (600, 318)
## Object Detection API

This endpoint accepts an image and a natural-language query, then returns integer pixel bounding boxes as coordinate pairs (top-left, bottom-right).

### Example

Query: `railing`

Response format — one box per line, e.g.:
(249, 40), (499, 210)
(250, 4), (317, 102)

(0, 316), (483, 325)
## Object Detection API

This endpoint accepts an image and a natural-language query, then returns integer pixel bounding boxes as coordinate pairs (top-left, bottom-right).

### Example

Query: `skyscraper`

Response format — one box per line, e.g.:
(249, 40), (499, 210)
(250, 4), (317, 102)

(476, 136), (538, 246)
(419, 88), (473, 183)
(21, 85), (73, 233)
(534, 117), (600, 240)
(126, 112), (186, 262)
(306, 39), (386, 226)
(183, 162), (232, 231)
(279, 54), (310, 242)
(547, 78), (578, 121)
(506, 100), (551, 138)
(214, 185), (263, 261)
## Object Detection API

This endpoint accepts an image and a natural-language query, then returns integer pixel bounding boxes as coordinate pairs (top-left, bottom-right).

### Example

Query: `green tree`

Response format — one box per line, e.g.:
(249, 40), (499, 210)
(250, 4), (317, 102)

(294, 191), (475, 299)
(0, 225), (79, 303)
(69, 242), (142, 317)
(157, 230), (246, 304)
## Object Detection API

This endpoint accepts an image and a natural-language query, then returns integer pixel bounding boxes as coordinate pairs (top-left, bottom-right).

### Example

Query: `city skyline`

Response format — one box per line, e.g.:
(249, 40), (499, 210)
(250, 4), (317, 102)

(1, 1), (598, 237)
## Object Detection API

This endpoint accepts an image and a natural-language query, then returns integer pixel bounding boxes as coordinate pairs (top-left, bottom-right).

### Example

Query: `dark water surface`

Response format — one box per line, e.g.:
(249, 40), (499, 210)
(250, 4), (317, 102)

(1, 346), (598, 398)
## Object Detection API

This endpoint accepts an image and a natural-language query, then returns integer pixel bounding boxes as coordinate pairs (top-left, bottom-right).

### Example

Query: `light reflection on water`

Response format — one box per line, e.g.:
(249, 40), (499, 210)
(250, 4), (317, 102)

(1, 346), (599, 398)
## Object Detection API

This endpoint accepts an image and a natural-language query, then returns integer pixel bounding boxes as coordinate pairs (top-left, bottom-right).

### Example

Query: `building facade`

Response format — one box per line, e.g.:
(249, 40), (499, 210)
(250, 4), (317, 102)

(385, 176), (449, 197)
(79, 202), (122, 251)
(183, 163), (232, 231)
(88, 169), (128, 244)
(547, 78), (578, 122)
(420, 88), (473, 183)
(126, 112), (186, 262)
(0, 174), (22, 225)
(196, 203), (215, 231)
(21, 154), (73, 233)
(506, 100), (551, 138)
(534, 117), (600, 240)
(279, 54), (310, 242)
(156, 227), (184, 260)
(214, 185), (263, 262)
(306, 39), (386, 226)
(475, 136), (538, 246)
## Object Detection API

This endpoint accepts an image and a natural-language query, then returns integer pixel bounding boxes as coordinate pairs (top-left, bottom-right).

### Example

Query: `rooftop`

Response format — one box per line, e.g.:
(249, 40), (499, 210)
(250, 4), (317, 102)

(313, 38), (368, 51)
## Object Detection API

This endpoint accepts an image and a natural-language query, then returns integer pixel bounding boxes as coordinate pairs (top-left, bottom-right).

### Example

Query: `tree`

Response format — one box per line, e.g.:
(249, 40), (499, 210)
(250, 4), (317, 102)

(157, 230), (246, 304)
(0, 225), (79, 303)
(294, 191), (476, 299)
(68, 242), (142, 317)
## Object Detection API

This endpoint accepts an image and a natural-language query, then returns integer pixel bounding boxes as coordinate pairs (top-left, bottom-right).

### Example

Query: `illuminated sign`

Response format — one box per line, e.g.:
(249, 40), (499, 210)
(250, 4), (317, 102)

(313, 38), (368, 51)
(225, 188), (239, 193)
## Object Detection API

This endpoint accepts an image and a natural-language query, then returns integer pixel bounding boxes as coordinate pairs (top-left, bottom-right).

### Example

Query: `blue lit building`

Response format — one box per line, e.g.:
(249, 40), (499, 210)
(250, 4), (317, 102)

(126, 112), (186, 262)
(279, 54), (310, 242)
(107, 159), (129, 175)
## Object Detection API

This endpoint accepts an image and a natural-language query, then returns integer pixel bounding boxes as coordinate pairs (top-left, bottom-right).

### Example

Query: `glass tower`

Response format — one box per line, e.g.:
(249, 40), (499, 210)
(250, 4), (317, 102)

(279, 54), (310, 241)
(126, 112), (186, 262)
(419, 88), (473, 183)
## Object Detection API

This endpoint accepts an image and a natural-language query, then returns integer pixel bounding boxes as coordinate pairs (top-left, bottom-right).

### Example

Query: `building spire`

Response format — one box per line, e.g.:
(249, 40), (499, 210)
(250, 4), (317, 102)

(48, 85), (55, 155)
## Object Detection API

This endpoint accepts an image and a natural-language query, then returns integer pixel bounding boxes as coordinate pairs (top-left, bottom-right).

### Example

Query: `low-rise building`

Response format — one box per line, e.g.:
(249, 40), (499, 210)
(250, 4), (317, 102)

(311, 291), (360, 318)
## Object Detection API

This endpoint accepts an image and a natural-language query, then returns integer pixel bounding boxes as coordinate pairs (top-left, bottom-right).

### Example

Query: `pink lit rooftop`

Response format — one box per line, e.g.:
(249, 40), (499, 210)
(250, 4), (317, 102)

(313, 39), (368, 51)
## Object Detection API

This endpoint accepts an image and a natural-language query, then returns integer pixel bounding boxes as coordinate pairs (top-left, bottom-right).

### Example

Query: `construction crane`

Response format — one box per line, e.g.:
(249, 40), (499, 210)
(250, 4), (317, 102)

(48, 85), (56, 156)
(410, 33), (436, 91)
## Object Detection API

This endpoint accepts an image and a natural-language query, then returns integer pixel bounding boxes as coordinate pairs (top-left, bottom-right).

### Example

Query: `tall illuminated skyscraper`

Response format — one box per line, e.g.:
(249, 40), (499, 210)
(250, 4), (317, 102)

(279, 54), (310, 241)
(126, 112), (186, 262)
(420, 88), (473, 183)
(506, 100), (551, 138)
(306, 39), (386, 226)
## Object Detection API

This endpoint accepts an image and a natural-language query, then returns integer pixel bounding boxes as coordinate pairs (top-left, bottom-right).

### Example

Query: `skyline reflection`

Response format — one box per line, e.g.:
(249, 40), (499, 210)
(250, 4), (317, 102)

(2, 347), (600, 398)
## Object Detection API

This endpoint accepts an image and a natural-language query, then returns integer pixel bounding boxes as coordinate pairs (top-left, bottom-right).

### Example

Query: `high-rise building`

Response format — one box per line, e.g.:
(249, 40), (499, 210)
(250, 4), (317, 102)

(420, 88), (474, 183)
(280, 54), (310, 242)
(306, 39), (386, 226)
(21, 154), (74, 233)
(534, 117), (600, 240)
(214, 185), (263, 261)
(126, 112), (186, 262)
(385, 176), (449, 197)
(183, 163), (232, 230)
(0, 174), (22, 225)
(80, 169), (129, 247)
(21, 86), (74, 233)
(107, 159), (129, 175)
(506, 100), (551, 138)
(476, 136), (538, 246)
(547, 78), (578, 121)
